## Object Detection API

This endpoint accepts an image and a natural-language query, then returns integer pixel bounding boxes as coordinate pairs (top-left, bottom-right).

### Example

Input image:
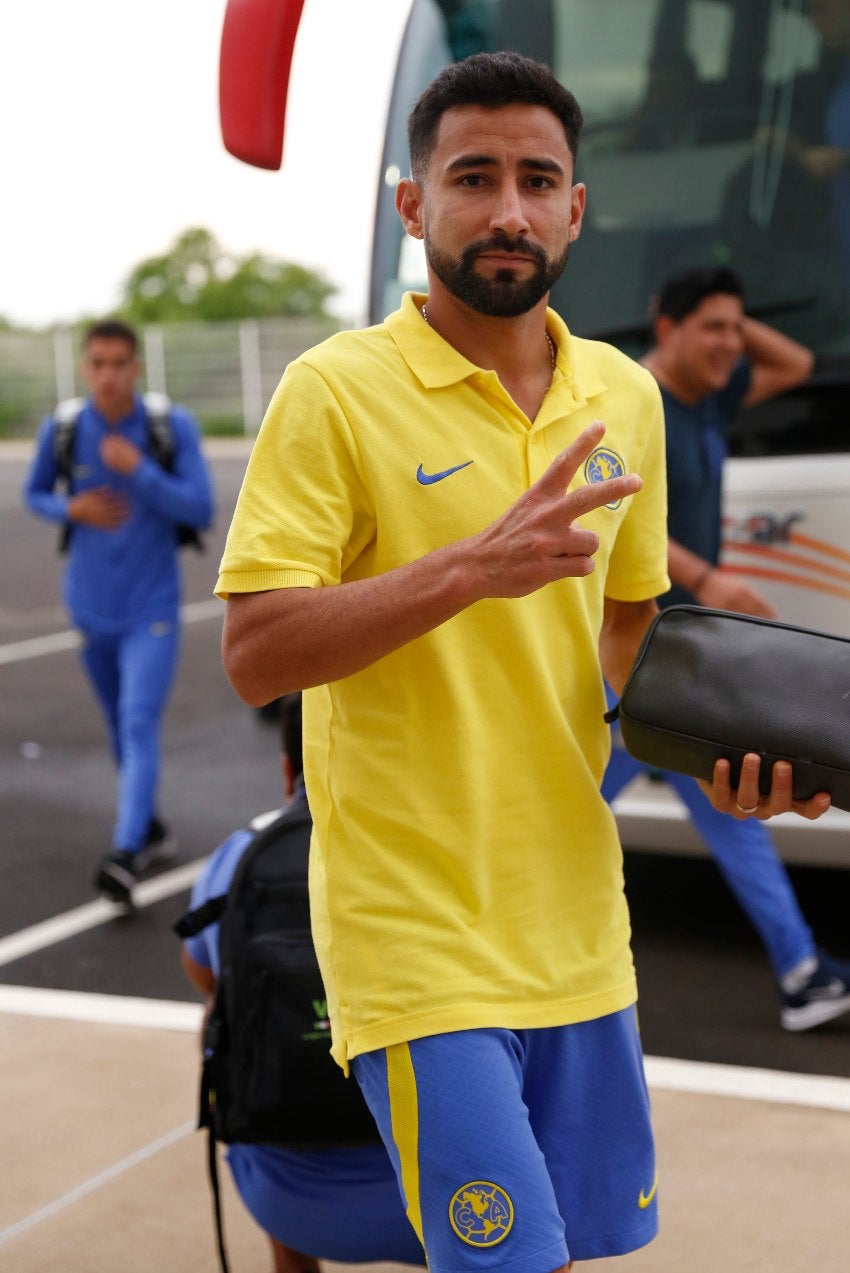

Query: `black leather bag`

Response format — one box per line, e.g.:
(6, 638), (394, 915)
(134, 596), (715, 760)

(605, 605), (850, 811)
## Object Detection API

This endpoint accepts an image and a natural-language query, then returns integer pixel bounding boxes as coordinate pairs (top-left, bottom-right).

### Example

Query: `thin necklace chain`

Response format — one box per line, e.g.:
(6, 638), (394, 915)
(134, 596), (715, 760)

(421, 305), (556, 373)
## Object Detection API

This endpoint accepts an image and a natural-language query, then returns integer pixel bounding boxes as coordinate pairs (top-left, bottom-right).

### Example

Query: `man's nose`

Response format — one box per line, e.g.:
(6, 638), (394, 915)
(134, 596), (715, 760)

(489, 186), (530, 239)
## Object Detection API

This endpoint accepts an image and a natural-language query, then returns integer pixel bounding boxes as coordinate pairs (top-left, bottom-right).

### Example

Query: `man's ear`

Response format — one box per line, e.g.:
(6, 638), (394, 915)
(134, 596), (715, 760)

(396, 178), (425, 239)
(653, 313), (676, 346)
(568, 182), (586, 241)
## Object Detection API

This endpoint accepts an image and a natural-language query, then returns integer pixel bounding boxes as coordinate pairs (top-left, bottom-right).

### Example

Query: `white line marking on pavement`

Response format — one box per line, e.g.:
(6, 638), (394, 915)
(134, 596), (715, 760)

(0, 982), (848, 1115)
(0, 629), (80, 664)
(0, 860), (204, 968)
(0, 1120), (196, 1248)
(0, 985), (202, 1030)
(0, 598), (222, 666)
(644, 1054), (850, 1112)
(181, 598), (223, 624)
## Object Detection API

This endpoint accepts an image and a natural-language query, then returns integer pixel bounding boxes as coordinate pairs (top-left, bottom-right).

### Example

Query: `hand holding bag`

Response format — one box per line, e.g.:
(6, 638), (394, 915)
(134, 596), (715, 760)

(604, 605), (850, 811)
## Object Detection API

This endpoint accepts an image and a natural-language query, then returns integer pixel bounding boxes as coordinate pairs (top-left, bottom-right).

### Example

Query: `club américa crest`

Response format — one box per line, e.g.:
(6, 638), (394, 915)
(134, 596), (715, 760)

(449, 1180), (514, 1247)
(584, 446), (626, 509)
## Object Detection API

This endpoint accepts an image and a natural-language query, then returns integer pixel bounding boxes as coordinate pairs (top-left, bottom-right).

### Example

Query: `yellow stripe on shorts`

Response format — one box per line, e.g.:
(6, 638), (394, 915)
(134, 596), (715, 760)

(386, 1041), (424, 1244)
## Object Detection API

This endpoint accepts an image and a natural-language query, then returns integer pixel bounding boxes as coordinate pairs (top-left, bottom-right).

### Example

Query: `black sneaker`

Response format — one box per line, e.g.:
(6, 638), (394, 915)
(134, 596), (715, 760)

(94, 851), (138, 905)
(134, 816), (178, 874)
(781, 949), (850, 1031)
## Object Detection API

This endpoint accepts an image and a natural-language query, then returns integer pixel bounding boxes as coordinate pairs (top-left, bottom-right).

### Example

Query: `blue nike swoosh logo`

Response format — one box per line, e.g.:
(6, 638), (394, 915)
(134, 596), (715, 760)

(416, 461), (474, 485)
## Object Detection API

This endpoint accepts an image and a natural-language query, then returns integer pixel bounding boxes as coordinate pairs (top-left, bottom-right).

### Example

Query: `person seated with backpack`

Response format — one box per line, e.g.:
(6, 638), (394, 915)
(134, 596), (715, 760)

(177, 693), (425, 1273)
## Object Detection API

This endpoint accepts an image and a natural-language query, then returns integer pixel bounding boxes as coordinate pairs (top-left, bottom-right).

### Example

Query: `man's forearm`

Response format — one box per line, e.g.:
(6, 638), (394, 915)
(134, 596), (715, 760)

(599, 597), (659, 695)
(668, 538), (712, 595)
(742, 317), (814, 405)
(222, 541), (479, 705)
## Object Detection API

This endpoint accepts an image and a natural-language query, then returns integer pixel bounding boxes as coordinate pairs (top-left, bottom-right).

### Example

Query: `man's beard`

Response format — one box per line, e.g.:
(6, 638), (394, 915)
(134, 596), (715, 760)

(425, 232), (570, 317)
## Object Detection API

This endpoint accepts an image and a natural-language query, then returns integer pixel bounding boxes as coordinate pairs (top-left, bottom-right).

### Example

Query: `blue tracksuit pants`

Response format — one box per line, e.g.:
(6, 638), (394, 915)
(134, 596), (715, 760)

(602, 738), (815, 978)
(79, 618), (179, 853)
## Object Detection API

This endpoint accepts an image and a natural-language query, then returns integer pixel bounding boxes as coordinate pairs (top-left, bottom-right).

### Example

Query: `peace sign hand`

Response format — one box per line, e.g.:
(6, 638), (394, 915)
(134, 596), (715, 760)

(469, 421), (642, 600)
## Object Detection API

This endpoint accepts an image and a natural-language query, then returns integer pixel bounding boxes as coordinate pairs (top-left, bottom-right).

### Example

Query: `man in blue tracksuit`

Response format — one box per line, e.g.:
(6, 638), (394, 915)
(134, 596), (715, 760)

(605, 266), (850, 1032)
(23, 318), (214, 904)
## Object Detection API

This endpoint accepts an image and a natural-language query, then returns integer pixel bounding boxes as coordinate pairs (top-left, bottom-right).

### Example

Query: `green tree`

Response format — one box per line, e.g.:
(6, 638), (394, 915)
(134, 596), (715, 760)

(118, 227), (335, 324)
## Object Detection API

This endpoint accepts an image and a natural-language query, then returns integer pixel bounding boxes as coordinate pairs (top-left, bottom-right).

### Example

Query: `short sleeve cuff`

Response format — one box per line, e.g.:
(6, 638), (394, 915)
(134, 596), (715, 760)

(214, 567), (323, 599)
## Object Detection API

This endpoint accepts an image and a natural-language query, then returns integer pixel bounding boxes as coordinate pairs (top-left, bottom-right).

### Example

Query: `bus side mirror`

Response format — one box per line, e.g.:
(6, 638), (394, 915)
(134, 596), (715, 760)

(219, 0), (306, 170)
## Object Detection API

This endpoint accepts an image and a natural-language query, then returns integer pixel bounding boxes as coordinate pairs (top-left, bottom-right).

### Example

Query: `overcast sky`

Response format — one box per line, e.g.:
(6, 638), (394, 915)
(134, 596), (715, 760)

(0, 0), (410, 328)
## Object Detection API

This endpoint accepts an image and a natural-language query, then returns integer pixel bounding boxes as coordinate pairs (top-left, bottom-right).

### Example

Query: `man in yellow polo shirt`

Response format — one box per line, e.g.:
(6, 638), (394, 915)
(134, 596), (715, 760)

(216, 52), (830, 1273)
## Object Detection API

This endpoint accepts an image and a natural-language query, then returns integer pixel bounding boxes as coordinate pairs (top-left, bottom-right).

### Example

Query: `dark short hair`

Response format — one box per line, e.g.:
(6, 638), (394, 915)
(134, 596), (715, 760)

(654, 266), (744, 322)
(280, 692), (303, 781)
(83, 319), (139, 353)
(408, 51), (584, 181)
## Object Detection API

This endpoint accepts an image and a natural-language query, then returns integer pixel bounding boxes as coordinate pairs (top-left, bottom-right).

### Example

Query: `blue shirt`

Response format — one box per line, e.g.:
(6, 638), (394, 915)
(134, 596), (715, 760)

(662, 359), (750, 607)
(23, 395), (214, 632)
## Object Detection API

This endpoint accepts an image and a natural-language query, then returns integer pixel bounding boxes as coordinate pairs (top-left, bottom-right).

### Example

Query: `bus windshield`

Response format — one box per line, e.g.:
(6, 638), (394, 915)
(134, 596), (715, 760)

(372, 0), (850, 452)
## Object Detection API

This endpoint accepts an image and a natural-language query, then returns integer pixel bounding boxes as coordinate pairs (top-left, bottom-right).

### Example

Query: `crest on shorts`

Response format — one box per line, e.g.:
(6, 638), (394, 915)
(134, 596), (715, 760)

(584, 446), (626, 509)
(449, 1180), (514, 1247)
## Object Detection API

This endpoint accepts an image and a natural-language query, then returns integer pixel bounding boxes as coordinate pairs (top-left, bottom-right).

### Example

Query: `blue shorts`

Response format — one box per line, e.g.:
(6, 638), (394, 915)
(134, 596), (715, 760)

(352, 1008), (658, 1271)
(226, 1142), (425, 1264)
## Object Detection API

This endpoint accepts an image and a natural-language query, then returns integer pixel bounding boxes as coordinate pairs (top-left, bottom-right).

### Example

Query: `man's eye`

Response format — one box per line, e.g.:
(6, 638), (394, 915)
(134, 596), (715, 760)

(458, 174), (486, 187)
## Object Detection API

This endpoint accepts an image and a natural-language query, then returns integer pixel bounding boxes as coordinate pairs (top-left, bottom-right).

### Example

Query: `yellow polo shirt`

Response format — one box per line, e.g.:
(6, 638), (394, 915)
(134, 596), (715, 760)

(217, 292), (669, 1069)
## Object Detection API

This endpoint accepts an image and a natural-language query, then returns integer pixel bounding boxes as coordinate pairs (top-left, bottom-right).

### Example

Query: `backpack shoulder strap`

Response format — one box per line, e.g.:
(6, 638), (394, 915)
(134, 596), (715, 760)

(171, 804), (293, 939)
(248, 798), (310, 841)
(195, 1036), (231, 1273)
(52, 397), (86, 479)
(54, 396), (87, 424)
(222, 800), (310, 904)
(52, 398), (87, 553)
(141, 391), (174, 468)
(206, 1103), (231, 1273)
(140, 391), (205, 553)
(172, 894), (226, 940)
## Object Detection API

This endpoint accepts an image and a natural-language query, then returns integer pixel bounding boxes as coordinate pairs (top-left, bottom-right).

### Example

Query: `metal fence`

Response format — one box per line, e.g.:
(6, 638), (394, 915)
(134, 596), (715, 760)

(0, 315), (339, 440)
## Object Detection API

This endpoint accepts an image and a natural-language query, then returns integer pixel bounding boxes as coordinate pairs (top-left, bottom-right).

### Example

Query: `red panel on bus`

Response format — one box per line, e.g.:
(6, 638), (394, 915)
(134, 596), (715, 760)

(219, 0), (306, 170)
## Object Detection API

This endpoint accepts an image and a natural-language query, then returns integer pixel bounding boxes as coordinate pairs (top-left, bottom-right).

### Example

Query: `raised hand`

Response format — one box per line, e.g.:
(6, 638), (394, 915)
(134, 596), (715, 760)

(100, 433), (143, 474)
(470, 421), (642, 599)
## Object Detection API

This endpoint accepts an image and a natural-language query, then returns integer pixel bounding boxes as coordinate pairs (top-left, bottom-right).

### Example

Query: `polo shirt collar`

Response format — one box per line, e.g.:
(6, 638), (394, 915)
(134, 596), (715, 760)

(386, 293), (474, 388)
(387, 291), (608, 407)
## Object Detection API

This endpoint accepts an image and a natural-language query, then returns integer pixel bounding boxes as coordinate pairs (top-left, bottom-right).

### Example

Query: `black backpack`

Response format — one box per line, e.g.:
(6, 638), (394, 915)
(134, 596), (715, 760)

(52, 391), (204, 553)
(173, 799), (381, 1271)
